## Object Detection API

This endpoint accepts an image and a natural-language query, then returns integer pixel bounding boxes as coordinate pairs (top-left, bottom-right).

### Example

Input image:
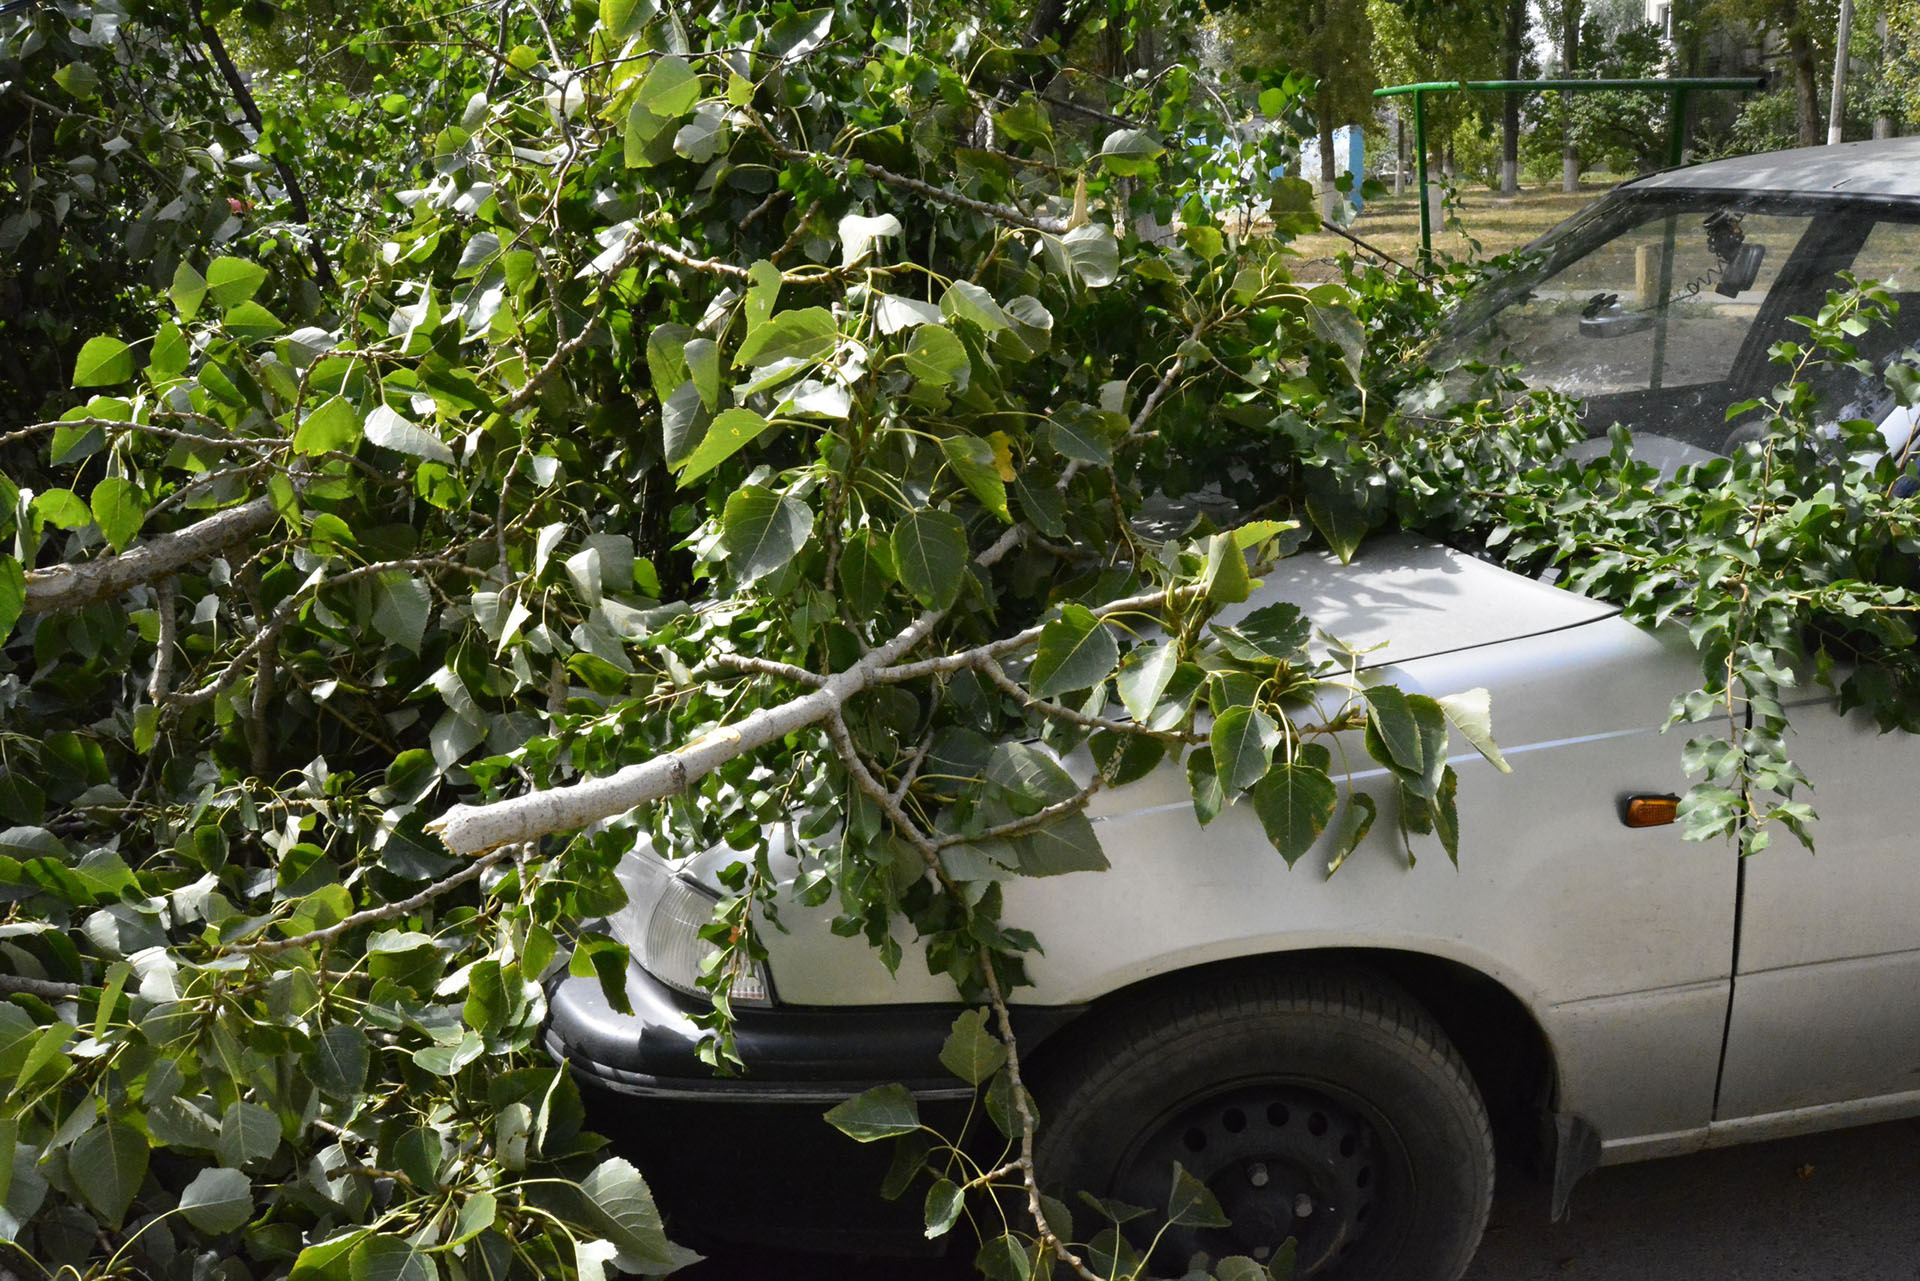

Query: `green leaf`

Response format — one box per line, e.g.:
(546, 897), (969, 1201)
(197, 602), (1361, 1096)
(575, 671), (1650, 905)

(636, 54), (699, 116)
(941, 435), (1009, 521)
(903, 325), (970, 387)
(72, 335), (132, 387)
(1166, 1160), (1230, 1227)
(348, 1236), (437, 1281)
(601, 0), (652, 39)
(1324, 792), (1378, 876)
(1211, 705), (1279, 793)
(447, 1190), (496, 1247)
(1012, 811), (1108, 875)
(1061, 223), (1119, 287)
(309, 1024), (370, 1099)
(1099, 128), (1164, 177)
(977, 1234), (1035, 1281)
(179, 1165), (253, 1234)
(69, 1122), (147, 1228)
(924, 1178), (964, 1238)
(373, 573), (432, 652)
(170, 261), (207, 320)
(1251, 761), (1338, 866)
(0, 556), (25, 643)
(54, 60), (99, 99)
(825, 1083), (922, 1141)
(1116, 642), (1178, 724)
(1213, 602), (1309, 664)
(1029, 605), (1118, 698)
(1365, 688), (1448, 799)
(293, 396), (363, 456)
(722, 485), (814, 584)
(365, 405), (456, 464)
(218, 1099), (280, 1168)
(1186, 747), (1224, 826)
(986, 741), (1078, 809)
(1202, 532), (1251, 603)
(579, 1156), (695, 1272)
(994, 94), (1052, 145)
(290, 1231), (367, 1281)
(205, 257), (268, 309)
(892, 509), (969, 610)
(1436, 688), (1510, 773)
(942, 280), (1011, 332)
(463, 960), (507, 1036)
(745, 260), (782, 332)
(673, 407), (774, 486)
(149, 322), (189, 378)
(938, 1008), (1008, 1085)
(735, 306), (837, 367)
(223, 300), (284, 342)
(89, 477), (144, 552)
(1306, 492), (1367, 563)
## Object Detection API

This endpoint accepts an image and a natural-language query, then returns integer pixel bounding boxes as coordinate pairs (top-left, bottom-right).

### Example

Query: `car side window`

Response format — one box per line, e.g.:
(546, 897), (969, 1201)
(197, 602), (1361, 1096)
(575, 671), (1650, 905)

(1471, 209), (1812, 401)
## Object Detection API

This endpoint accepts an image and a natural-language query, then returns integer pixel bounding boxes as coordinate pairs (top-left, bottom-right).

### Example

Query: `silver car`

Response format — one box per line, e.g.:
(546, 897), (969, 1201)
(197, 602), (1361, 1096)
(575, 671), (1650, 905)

(546, 139), (1920, 1279)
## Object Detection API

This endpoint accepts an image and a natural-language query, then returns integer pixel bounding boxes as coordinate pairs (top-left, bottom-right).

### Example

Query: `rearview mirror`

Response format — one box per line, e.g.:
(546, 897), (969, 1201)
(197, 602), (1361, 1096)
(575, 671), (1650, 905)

(1716, 242), (1766, 296)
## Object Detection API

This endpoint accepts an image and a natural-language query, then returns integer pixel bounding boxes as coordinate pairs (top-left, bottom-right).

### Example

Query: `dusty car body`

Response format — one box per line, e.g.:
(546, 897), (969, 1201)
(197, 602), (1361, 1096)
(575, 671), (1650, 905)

(546, 139), (1920, 1278)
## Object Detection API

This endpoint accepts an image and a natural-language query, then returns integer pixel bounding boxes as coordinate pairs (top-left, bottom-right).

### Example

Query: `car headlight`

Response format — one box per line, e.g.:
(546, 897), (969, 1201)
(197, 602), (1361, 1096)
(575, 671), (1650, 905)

(613, 854), (772, 1007)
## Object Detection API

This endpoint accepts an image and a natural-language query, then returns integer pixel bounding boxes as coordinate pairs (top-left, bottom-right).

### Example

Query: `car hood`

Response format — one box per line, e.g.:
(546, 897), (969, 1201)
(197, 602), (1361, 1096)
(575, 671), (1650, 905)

(1225, 533), (1620, 669)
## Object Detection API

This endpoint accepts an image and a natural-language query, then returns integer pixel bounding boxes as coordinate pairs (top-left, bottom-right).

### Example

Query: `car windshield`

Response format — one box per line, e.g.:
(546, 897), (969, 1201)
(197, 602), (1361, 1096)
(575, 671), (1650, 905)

(1440, 191), (1920, 457)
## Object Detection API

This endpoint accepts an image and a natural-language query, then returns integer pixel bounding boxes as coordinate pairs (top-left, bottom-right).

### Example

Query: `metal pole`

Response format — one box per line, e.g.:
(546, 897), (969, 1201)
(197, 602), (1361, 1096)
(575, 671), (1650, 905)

(1668, 87), (1690, 167)
(1414, 89), (1432, 267)
(1828, 0), (1855, 145)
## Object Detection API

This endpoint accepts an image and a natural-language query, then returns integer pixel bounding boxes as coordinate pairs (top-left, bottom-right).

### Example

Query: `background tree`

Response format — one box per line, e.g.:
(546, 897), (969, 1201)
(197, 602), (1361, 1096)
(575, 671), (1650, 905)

(1214, 0), (1379, 214)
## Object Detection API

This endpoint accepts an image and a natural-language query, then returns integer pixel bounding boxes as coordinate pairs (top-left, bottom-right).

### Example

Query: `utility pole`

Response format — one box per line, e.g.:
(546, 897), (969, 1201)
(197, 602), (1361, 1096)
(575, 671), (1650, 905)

(1827, 0), (1854, 144)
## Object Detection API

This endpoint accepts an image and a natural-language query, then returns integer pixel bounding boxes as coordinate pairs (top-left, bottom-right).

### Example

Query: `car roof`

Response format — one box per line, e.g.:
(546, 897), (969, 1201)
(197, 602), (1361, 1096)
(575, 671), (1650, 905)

(1625, 138), (1920, 199)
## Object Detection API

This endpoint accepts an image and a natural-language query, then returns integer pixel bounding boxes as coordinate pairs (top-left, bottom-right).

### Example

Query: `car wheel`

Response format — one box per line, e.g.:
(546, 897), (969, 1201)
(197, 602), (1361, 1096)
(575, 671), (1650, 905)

(1033, 967), (1494, 1281)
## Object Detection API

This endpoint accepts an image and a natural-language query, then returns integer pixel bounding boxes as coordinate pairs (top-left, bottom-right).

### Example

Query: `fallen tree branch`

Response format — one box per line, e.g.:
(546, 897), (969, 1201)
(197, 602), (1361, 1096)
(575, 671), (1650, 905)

(431, 525), (1027, 853)
(22, 495), (279, 616)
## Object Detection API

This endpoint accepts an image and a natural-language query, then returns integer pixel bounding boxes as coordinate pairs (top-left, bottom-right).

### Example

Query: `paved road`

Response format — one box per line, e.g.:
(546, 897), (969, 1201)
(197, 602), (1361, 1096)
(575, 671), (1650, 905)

(682, 1117), (1920, 1280)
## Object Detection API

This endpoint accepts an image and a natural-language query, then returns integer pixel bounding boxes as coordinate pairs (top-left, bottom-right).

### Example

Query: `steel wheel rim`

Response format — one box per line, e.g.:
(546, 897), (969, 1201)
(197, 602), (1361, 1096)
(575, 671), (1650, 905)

(1108, 1077), (1408, 1277)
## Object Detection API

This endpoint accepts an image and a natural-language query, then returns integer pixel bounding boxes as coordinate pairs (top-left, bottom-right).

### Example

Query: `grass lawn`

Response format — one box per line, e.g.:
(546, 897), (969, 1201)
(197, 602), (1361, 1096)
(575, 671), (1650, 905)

(1281, 177), (1629, 279)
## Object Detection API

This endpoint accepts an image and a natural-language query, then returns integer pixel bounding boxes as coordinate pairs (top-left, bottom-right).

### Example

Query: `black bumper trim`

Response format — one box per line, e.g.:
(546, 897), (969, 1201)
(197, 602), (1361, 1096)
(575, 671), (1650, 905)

(544, 964), (1086, 1103)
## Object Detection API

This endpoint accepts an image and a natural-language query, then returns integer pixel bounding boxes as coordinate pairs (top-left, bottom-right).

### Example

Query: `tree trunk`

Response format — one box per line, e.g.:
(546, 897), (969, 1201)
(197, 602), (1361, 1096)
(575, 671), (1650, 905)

(1874, 11), (1896, 138)
(1561, 0), (1583, 191)
(1501, 0), (1526, 195)
(1787, 26), (1821, 146)
(1318, 106), (1339, 219)
(1394, 114), (1406, 196)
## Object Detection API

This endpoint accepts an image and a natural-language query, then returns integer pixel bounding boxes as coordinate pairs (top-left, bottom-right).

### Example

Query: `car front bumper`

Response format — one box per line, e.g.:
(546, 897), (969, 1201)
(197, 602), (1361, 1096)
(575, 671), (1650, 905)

(544, 963), (1085, 1253)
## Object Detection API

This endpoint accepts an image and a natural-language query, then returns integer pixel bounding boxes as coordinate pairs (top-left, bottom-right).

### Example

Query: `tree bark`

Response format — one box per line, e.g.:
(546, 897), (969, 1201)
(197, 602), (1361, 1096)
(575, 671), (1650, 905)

(1562, 0), (1583, 192)
(1874, 11), (1896, 138)
(1501, 0), (1527, 195)
(23, 496), (279, 616)
(1318, 100), (1340, 219)
(1777, 0), (1823, 148)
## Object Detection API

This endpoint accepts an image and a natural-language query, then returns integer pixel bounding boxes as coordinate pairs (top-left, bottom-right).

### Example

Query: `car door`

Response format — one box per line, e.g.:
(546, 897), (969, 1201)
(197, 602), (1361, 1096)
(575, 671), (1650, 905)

(1713, 213), (1920, 1124)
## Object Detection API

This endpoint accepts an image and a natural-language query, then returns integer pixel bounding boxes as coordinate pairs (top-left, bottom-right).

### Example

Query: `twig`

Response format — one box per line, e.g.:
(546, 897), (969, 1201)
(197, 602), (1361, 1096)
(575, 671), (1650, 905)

(0, 974), (84, 1000)
(227, 845), (516, 955)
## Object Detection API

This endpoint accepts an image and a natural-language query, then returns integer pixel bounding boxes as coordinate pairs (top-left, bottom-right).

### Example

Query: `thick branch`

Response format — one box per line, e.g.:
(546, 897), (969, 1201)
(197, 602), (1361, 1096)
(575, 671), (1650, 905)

(23, 496), (279, 616)
(431, 526), (1026, 853)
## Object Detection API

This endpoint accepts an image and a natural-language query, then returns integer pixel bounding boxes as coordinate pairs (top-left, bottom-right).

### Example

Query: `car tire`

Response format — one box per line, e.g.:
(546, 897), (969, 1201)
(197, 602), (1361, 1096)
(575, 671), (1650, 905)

(1032, 966), (1494, 1281)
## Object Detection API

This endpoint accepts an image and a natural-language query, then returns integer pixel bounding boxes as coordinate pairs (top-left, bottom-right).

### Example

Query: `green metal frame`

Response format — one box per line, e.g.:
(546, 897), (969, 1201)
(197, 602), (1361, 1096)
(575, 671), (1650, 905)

(1372, 77), (1766, 265)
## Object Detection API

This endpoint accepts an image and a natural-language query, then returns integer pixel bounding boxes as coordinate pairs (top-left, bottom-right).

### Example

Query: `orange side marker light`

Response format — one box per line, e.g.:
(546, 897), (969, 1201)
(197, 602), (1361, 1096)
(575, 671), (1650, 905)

(1623, 794), (1680, 828)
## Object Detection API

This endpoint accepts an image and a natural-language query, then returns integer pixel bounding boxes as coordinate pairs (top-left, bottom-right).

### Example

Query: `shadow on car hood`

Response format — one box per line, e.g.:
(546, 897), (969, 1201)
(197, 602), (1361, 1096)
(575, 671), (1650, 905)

(1226, 533), (1620, 669)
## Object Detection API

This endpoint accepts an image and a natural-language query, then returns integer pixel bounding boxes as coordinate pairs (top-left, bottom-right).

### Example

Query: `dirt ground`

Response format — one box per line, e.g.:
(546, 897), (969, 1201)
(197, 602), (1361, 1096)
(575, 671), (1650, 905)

(1285, 178), (1628, 279)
